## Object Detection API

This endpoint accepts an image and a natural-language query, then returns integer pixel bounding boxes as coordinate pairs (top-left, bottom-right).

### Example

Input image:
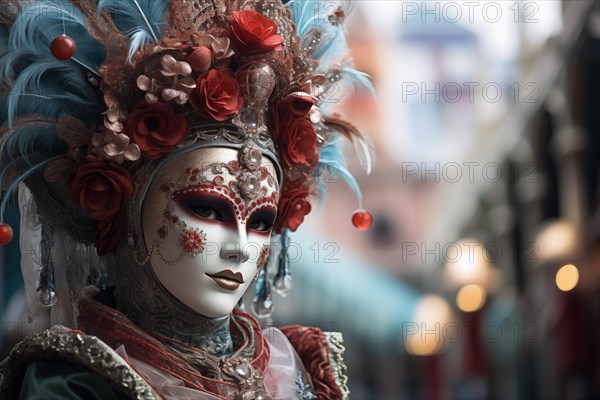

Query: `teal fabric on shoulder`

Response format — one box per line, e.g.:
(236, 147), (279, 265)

(19, 360), (129, 400)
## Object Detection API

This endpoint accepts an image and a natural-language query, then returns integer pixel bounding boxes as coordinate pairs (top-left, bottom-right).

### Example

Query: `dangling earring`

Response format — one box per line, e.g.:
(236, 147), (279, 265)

(37, 226), (57, 308)
(36, 261), (57, 308)
(252, 266), (274, 318)
(251, 229), (293, 319)
(273, 228), (293, 297)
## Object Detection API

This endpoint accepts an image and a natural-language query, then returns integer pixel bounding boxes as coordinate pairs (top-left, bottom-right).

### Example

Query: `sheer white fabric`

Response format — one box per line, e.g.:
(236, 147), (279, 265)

(18, 184), (113, 330)
(263, 327), (313, 400)
(18, 184), (47, 325)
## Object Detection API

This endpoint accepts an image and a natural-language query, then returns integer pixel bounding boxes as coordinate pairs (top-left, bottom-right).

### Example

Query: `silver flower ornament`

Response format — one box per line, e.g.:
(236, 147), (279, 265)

(137, 55), (196, 105)
(90, 131), (141, 164)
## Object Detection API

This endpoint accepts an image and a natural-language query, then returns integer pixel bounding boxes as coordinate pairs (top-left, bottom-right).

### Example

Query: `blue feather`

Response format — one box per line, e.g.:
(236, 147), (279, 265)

(317, 159), (362, 205)
(341, 67), (376, 96)
(319, 134), (347, 167)
(317, 135), (362, 206)
(0, 50), (39, 81)
(286, 0), (371, 208)
(98, 0), (170, 59)
(1, 0), (105, 126)
(1, 121), (65, 164)
(312, 26), (343, 61)
(288, 0), (330, 37)
(9, 0), (105, 72)
(0, 121), (65, 221)
(286, 0), (310, 35)
(299, 13), (327, 38)
(287, 0), (350, 68)
(3, 61), (103, 126)
(128, 29), (153, 61)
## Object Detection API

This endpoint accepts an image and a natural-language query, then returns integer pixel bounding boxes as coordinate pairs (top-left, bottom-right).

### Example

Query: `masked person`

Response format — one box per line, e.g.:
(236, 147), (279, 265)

(0, 1), (374, 399)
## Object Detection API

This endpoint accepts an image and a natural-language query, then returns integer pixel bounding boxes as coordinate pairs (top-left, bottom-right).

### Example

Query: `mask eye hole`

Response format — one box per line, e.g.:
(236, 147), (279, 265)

(174, 190), (234, 223)
(248, 219), (272, 232)
(188, 205), (224, 222)
(248, 208), (276, 233)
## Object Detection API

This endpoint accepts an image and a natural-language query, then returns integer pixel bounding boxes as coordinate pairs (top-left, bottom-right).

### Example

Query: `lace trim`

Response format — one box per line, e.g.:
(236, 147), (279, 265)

(0, 328), (159, 400)
(325, 332), (350, 400)
(296, 371), (318, 399)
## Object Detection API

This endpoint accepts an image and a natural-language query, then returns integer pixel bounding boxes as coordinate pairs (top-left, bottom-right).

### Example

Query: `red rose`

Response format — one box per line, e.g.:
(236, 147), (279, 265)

(189, 68), (242, 121)
(229, 10), (283, 54)
(69, 156), (133, 221)
(277, 93), (314, 118)
(273, 93), (318, 169)
(274, 177), (312, 233)
(96, 209), (126, 256)
(273, 93), (314, 140)
(123, 101), (189, 160)
(278, 116), (319, 169)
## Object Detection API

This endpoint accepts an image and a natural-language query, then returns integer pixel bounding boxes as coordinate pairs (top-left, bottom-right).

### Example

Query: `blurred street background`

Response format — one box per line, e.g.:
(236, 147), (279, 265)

(2, 1), (599, 399)
(273, 1), (600, 399)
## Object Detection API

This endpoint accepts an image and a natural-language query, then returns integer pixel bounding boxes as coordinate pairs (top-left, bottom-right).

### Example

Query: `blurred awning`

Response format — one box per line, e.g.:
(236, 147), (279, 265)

(272, 229), (422, 352)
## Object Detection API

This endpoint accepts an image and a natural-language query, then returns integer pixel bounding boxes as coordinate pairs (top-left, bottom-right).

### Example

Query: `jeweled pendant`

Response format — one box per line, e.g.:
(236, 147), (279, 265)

(36, 261), (57, 308)
(352, 209), (373, 231)
(273, 229), (293, 297)
(273, 274), (293, 297)
(252, 292), (273, 318)
(252, 268), (274, 318)
(0, 223), (13, 245)
(51, 34), (76, 60)
(36, 287), (57, 308)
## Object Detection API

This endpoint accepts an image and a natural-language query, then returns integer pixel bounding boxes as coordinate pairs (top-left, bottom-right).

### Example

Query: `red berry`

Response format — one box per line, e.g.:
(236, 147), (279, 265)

(0, 223), (14, 245)
(50, 35), (76, 60)
(351, 209), (373, 231)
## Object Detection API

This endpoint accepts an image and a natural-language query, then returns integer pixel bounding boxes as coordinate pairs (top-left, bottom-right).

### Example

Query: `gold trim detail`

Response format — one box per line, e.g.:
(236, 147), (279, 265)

(0, 329), (159, 400)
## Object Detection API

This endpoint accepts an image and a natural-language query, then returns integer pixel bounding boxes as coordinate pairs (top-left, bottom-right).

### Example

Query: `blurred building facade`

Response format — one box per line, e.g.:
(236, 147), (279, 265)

(282, 1), (600, 399)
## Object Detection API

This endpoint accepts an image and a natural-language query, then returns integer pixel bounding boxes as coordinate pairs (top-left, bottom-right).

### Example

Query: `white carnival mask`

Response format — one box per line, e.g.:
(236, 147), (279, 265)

(141, 145), (280, 318)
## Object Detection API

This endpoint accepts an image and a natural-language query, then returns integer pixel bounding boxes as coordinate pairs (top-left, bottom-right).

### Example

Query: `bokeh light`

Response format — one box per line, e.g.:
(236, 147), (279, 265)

(456, 284), (487, 312)
(536, 221), (579, 263)
(405, 294), (453, 356)
(555, 264), (579, 292)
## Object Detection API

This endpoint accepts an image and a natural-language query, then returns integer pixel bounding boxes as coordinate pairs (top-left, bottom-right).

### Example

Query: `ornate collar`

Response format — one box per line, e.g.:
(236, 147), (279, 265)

(77, 297), (273, 399)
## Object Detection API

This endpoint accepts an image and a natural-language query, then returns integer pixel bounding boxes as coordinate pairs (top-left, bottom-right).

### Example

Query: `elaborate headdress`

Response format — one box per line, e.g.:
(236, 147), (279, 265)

(0, 0), (374, 321)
